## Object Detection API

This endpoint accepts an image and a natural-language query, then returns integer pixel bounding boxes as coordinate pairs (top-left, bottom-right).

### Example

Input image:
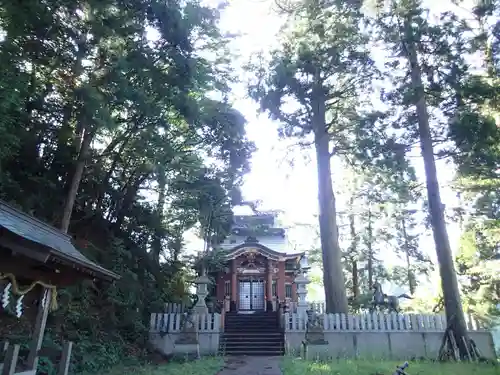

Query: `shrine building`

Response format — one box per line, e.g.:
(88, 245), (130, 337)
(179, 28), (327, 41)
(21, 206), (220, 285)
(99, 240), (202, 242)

(210, 211), (308, 312)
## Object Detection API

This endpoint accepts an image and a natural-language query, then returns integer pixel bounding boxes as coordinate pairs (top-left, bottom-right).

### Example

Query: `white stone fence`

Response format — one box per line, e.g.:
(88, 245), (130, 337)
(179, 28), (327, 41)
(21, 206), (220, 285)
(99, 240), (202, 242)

(150, 313), (221, 333)
(149, 313), (221, 356)
(284, 312), (497, 360)
(284, 312), (488, 332)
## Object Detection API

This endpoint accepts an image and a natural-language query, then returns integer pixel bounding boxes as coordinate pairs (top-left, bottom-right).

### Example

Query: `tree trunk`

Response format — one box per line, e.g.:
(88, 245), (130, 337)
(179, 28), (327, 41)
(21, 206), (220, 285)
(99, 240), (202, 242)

(402, 17), (470, 357)
(348, 204), (359, 301)
(151, 166), (166, 264)
(366, 207), (373, 290)
(95, 139), (131, 213)
(51, 38), (86, 180)
(60, 127), (93, 233)
(113, 172), (150, 231)
(401, 215), (416, 294)
(313, 89), (348, 314)
(352, 259), (359, 301)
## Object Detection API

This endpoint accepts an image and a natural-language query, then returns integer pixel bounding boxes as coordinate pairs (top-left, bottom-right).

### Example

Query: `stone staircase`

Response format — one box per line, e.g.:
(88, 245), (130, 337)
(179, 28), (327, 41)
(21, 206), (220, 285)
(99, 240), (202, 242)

(219, 311), (285, 356)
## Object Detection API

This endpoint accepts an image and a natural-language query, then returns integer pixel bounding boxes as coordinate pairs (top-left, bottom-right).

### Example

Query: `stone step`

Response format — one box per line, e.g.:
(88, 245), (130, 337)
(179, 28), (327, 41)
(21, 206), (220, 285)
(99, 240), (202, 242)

(225, 322), (280, 327)
(220, 348), (285, 356)
(225, 314), (278, 320)
(225, 323), (277, 327)
(225, 313), (277, 317)
(226, 311), (278, 318)
(222, 337), (283, 343)
(222, 312), (284, 356)
(224, 322), (279, 329)
(224, 329), (281, 334)
(225, 318), (275, 320)
(223, 332), (283, 337)
(225, 316), (278, 322)
(222, 341), (284, 348)
(225, 320), (278, 325)
(225, 326), (280, 330)
(225, 321), (278, 326)
(225, 312), (277, 315)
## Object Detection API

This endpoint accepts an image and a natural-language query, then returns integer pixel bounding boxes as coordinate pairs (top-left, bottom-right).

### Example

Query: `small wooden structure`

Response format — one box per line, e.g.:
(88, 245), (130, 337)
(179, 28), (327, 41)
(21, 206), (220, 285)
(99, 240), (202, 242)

(0, 201), (119, 375)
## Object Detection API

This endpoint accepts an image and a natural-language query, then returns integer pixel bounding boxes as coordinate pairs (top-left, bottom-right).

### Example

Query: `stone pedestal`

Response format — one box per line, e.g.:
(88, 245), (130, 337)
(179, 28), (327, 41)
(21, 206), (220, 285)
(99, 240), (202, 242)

(305, 325), (328, 345)
(302, 315), (329, 360)
(302, 339), (330, 360)
(294, 273), (310, 315)
(174, 323), (200, 359)
(193, 273), (210, 314)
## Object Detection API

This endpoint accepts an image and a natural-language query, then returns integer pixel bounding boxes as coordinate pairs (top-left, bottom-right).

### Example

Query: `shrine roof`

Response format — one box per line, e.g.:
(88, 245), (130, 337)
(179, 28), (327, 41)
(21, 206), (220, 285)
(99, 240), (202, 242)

(223, 241), (305, 261)
(0, 201), (119, 282)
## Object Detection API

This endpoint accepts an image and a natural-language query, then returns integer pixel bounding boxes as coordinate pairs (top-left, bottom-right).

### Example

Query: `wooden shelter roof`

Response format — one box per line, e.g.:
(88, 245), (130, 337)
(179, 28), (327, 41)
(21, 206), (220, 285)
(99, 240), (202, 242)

(0, 201), (118, 282)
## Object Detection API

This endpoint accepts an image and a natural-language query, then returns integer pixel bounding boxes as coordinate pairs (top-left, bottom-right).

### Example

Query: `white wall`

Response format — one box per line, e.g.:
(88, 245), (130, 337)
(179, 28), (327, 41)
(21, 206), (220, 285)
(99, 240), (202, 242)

(284, 312), (497, 360)
(285, 330), (496, 360)
(492, 326), (499, 354)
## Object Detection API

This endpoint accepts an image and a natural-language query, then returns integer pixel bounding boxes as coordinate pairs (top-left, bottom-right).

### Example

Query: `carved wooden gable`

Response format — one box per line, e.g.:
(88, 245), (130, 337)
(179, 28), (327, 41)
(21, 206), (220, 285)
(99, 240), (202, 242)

(236, 248), (267, 274)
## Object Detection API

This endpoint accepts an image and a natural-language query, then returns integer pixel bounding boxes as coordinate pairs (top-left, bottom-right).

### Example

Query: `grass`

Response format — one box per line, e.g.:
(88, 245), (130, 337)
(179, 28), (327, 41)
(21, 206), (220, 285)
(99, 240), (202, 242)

(281, 357), (500, 375)
(81, 356), (224, 375)
(78, 355), (500, 375)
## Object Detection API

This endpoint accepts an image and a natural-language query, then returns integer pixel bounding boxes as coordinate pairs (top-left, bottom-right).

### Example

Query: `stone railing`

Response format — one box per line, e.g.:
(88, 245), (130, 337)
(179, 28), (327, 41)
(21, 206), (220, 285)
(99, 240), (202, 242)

(150, 313), (221, 333)
(284, 312), (487, 332)
(284, 312), (496, 360)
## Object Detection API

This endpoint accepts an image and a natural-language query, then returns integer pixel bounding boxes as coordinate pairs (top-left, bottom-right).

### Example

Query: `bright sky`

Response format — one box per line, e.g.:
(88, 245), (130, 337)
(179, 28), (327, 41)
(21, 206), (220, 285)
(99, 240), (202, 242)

(217, 0), (316, 222)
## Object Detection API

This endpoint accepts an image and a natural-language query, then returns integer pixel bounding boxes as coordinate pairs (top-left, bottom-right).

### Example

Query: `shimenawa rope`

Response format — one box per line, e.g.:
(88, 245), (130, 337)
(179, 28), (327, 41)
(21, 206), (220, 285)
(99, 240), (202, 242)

(0, 272), (58, 311)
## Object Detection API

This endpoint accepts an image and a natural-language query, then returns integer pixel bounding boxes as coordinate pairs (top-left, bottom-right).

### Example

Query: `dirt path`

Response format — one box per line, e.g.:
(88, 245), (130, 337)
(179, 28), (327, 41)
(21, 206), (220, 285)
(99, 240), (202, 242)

(217, 356), (283, 375)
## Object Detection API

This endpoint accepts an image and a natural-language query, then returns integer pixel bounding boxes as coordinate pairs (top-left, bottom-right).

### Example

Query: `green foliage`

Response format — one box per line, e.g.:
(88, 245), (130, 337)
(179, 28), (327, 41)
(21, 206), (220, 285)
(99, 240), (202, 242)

(192, 249), (229, 274)
(40, 239), (183, 373)
(329, 160), (431, 309)
(0, 0), (253, 372)
(80, 357), (224, 375)
(456, 219), (500, 324)
(248, 2), (374, 148)
(446, 0), (500, 325)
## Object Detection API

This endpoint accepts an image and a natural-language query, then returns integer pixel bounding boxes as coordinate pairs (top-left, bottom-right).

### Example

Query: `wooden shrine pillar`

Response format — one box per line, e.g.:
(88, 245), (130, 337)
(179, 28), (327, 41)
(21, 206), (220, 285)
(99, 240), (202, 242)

(26, 287), (52, 370)
(266, 259), (273, 311)
(277, 261), (285, 299)
(2, 344), (19, 375)
(230, 259), (237, 311)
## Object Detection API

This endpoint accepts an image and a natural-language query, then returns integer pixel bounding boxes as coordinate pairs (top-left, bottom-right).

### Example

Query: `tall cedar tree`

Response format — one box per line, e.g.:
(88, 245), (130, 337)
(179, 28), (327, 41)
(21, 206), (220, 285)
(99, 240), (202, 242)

(448, 0), (500, 322)
(249, 0), (376, 313)
(372, 0), (473, 357)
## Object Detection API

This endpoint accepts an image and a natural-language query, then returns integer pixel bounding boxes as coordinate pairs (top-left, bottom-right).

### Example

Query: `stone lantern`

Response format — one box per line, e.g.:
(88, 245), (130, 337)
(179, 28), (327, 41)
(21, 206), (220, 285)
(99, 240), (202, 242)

(299, 254), (310, 272)
(294, 255), (310, 316)
(193, 268), (210, 314)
